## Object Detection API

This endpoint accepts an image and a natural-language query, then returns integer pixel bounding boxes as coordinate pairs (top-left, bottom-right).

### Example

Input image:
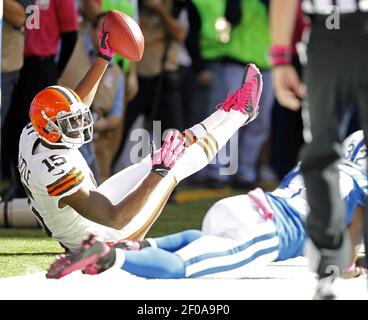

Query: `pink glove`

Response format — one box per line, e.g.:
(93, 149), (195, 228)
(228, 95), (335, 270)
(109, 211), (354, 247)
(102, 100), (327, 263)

(97, 23), (115, 62)
(151, 130), (185, 177)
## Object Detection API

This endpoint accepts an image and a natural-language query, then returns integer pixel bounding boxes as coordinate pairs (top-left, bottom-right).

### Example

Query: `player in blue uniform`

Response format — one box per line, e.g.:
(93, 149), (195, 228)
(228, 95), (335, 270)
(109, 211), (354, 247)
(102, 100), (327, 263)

(47, 131), (367, 282)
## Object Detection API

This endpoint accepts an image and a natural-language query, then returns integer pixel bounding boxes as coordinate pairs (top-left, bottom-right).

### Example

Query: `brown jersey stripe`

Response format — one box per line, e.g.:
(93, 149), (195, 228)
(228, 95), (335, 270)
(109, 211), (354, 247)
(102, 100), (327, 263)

(48, 171), (83, 195)
(51, 176), (84, 197)
(46, 167), (78, 189)
(47, 170), (82, 192)
(48, 171), (84, 196)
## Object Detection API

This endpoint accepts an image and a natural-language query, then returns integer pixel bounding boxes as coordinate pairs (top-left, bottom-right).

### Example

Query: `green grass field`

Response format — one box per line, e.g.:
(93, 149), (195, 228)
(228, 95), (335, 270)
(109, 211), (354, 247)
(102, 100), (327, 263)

(0, 193), (237, 278)
(0, 181), (279, 279)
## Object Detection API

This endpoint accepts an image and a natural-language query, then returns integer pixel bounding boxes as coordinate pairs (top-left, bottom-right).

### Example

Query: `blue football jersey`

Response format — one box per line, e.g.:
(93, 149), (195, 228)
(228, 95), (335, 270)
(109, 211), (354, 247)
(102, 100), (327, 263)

(265, 163), (367, 261)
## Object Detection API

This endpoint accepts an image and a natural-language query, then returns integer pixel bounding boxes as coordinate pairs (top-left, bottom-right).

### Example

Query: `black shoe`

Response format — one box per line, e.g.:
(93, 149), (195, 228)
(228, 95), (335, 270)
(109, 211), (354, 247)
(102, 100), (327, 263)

(313, 276), (337, 300)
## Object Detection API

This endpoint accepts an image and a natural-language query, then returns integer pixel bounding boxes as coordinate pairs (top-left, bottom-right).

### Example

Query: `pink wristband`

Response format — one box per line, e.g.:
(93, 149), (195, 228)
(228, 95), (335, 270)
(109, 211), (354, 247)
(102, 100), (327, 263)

(270, 45), (292, 66)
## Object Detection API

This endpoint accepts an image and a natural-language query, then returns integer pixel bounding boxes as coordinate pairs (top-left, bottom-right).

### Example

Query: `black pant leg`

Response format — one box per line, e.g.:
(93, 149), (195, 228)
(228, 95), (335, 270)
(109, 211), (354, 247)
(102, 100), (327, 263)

(300, 32), (352, 276)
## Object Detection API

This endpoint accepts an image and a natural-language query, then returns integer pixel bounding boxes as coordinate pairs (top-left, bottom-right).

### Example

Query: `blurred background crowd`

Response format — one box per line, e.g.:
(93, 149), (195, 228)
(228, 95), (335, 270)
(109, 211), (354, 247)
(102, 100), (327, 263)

(0, 0), (362, 201)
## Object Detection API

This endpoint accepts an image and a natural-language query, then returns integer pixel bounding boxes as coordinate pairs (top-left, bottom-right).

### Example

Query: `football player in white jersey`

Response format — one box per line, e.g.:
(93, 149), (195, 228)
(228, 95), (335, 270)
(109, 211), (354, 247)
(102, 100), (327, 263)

(18, 21), (263, 251)
(47, 131), (367, 286)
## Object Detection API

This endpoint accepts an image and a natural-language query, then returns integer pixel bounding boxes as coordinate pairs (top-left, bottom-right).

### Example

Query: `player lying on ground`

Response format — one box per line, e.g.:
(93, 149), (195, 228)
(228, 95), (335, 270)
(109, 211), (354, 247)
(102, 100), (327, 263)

(47, 130), (367, 281)
(18, 21), (263, 251)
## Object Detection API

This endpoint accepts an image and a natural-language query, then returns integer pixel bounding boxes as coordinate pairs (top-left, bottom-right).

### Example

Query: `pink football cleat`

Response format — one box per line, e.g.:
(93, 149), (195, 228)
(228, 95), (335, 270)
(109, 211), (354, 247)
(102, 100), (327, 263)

(46, 234), (115, 279)
(216, 63), (263, 125)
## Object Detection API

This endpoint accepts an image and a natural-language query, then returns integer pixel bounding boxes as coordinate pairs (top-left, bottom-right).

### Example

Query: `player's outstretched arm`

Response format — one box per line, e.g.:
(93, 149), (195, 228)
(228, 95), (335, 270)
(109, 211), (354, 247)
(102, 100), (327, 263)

(60, 172), (166, 230)
(60, 131), (185, 234)
(74, 23), (114, 107)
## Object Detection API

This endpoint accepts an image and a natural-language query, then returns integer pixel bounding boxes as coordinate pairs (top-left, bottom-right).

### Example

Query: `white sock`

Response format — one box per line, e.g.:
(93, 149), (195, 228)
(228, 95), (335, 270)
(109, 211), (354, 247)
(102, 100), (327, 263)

(182, 110), (227, 146)
(180, 125), (207, 147)
(188, 124), (207, 140)
(208, 109), (248, 150)
(112, 248), (126, 269)
(172, 110), (248, 182)
(171, 143), (211, 182)
(201, 109), (227, 132)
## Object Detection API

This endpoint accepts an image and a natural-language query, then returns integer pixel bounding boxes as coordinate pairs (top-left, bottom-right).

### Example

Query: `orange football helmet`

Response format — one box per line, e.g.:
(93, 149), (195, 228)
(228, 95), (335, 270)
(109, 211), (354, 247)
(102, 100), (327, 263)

(29, 86), (93, 148)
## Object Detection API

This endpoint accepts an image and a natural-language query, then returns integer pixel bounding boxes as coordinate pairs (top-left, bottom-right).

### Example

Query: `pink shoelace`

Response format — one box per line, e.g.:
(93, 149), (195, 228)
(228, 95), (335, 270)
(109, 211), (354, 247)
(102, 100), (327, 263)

(215, 80), (254, 114)
(237, 79), (256, 115)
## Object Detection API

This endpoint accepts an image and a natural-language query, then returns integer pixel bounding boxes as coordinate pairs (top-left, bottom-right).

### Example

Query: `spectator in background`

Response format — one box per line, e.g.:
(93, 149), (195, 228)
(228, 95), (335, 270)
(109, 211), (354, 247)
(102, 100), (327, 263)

(176, 4), (196, 130)
(187, 0), (274, 189)
(1, 0), (30, 191)
(80, 0), (140, 176)
(89, 13), (125, 182)
(1, 0), (78, 200)
(58, 0), (101, 182)
(81, 0), (139, 104)
(270, 1), (308, 179)
(112, 0), (187, 168)
(270, 0), (368, 299)
(1, 0), (31, 124)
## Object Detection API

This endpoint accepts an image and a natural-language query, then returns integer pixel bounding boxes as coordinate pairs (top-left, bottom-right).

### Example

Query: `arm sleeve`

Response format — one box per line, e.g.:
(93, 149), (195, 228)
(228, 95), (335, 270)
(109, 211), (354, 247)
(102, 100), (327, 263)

(185, 1), (205, 74)
(57, 31), (77, 76)
(109, 73), (125, 118)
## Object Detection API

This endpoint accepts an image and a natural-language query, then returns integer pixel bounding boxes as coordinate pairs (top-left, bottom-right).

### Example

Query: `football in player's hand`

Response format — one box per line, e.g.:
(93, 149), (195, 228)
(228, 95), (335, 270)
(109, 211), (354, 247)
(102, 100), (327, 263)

(104, 10), (144, 61)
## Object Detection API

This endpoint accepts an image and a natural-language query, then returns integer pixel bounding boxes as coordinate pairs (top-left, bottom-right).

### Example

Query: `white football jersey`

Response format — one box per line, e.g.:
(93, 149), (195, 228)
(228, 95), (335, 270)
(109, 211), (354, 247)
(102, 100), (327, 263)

(18, 124), (126, 251)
